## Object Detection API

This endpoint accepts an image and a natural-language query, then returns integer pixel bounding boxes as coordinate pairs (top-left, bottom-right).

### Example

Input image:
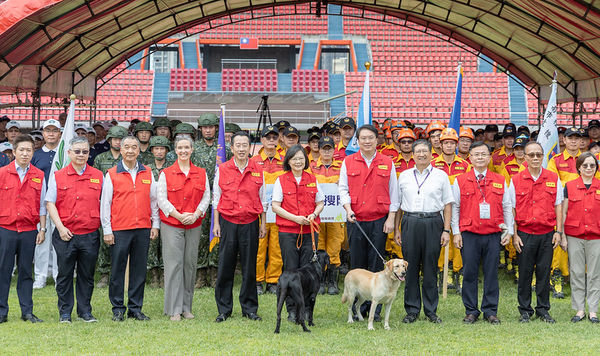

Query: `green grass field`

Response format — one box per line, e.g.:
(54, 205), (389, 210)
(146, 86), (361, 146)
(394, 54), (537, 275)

(1, 270), (599, 355)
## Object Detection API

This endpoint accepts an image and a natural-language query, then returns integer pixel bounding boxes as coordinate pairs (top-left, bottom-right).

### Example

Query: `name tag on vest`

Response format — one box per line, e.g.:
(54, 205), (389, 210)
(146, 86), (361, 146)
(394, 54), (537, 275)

(378, 165), (388, 170)
(493, 182), (503, 188)
(90, 178), (100, 184)
(559, 163), (569, 168)
(596, 190), (600, 195)
(142, 179), (151, 184)
(31, 178), (41, 183)
(546, 182), (556, 187)
(251, 172), (260, 177)
(454, 166), (465, 170)
(306, 182), (316, 187)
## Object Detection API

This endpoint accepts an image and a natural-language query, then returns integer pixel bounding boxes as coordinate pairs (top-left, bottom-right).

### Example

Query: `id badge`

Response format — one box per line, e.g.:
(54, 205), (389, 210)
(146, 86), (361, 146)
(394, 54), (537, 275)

(479, 202), (490, 220)
(414, 196), (424, 211)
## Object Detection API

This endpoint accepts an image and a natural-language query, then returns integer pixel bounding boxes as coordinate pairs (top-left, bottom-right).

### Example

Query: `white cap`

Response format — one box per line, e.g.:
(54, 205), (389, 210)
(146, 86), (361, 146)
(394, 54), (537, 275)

(93, 121), (108, 130)
(86, 127), (96, 135)
(42, 119), (61, 130)
(0, 142), (13, 152)
(5, 121), (20, 130)
(74, 123), (87, 131)
(30, 133), (43, 141)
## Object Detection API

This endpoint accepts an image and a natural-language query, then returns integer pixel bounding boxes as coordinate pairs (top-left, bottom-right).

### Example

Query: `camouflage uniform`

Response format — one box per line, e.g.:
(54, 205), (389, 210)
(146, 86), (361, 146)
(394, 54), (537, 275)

(134, 121), (155, 165)
(93, 126), (127, 286)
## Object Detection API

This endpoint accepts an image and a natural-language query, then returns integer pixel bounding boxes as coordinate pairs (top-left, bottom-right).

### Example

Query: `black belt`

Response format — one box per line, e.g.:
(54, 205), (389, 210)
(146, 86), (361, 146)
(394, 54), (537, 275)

(403, 212), (440, 218)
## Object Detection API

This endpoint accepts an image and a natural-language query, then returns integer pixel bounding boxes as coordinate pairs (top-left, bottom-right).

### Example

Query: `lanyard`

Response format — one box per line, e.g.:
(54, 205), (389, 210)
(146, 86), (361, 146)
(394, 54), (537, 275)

(414, 168), (431, 195)
(476, 175), (486, 202)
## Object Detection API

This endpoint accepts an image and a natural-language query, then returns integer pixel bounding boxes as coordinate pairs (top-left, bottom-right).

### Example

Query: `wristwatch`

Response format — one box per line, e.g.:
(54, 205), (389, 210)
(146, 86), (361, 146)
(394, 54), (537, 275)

(443, 229), (450, 233)
(40, 227), (47, 232)
(556, 231), (563, 235)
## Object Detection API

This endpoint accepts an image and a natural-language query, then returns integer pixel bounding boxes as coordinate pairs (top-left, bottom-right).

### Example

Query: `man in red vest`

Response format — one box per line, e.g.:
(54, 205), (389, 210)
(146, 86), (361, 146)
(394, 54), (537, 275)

(339, 124), (398, 321)
(452, 141), (513, 325)
(100, 136), (159, 322)
(46, 137), (104, 323)
(0, 135), (46, 323)
(213, 131), (266, 322)
(509, 141), (564, 323)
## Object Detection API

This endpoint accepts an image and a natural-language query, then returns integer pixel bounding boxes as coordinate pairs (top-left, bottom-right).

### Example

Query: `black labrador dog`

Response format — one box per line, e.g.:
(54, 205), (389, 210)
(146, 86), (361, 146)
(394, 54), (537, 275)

(274, 250), (330, 333)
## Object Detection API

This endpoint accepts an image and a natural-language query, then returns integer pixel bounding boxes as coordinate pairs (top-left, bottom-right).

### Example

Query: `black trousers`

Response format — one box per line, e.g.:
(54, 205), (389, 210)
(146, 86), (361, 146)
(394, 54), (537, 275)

(53, 230), (99, 317)
(461, 231), (501, 318)
(401, 214), (443, 316)
(0, 227), (36, 316)
(517, 230), (553, 316)
(109, 228), (150, 314)
(279, 231), (318, 314)
(215, 217), (259, 315)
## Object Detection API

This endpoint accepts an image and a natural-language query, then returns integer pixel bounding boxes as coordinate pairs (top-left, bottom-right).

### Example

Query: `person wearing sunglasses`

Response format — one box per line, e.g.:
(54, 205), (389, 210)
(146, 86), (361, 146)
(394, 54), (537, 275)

(45, 136), (104, 323)
(562, 151), (600, 323)
(509, 141), (564, 324)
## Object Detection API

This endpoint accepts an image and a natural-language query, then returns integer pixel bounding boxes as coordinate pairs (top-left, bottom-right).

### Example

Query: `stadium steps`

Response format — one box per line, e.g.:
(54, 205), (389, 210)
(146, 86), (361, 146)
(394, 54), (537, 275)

(353, 43), (370, 72)
(328, 5), (344, 40)
(207, 72), (222, 91)
(278, 73), (292, 92)
(127, 51), (144, 69)
(151, 72), (170, 117)
(478, 54), (494, 73)
(329, 73), (346, 116)
(508, 76), (528, 127)
(300, 42), (319, 70)
(182, 42), (198, 69)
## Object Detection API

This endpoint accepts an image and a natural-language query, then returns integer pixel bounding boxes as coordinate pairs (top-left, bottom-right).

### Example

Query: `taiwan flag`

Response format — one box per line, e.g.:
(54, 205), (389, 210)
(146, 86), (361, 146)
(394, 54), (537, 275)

(240, 37), (258, 49)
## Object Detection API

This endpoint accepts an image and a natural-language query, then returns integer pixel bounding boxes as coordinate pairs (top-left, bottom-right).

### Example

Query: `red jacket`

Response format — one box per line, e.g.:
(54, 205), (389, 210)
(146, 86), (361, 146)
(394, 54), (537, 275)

(276, 171), (320, 233)
(564, 177), (600, 240)
(54, 164), (103, 234)
(512, 168), (559, 235)
(217, 158), (264, 224)
(0, 163), (44, 232)
(456, 170), (505, 234)
(107, 162), (153, 231)
(159, 162), (206, 229)
(345, 152), (394, 221)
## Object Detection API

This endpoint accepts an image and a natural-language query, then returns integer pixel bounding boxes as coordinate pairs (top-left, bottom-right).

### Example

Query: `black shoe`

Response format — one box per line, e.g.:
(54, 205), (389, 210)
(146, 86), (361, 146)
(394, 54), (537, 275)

(426, 313), (442, 323)
(519, 313), (531, 323)
(486, 315), (501, 325)
(287, 311), (297, 323)
(589, 316), (600, 324)
(112, 312), (125, 322)
(0, 315), (7, 323)
(571, 314), (585, 323)
(402, 314), (418, 323)
(79, 313), (97, 323)
(242, 312), (262, 321)
(463, 314), (477, 324)
(21, 313), (43, 323)
(215, 313), (230, 323)
(127, 311), (150, 321)
(536, 313), (555, 324)
(256, 283), (264, 295)
(266, 283), (277, 294)
(59, 314), (71, 323)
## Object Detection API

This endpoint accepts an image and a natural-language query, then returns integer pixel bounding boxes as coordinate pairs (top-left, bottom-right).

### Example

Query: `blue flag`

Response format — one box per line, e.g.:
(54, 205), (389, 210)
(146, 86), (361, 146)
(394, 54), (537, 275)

(448, 64), (463, 133)
(345, 69), (371, 156)
(209, 105), (227, 252)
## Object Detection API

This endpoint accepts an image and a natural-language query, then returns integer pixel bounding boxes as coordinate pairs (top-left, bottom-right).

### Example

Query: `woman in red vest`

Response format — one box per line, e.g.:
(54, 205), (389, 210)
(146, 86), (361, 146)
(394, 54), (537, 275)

(563, 151), (600, 323)
(272, 144), (324, 322)
(157, 136), (210, 321)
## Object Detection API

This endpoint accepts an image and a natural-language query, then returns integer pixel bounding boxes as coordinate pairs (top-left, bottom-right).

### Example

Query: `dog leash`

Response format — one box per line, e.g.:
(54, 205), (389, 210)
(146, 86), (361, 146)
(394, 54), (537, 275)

(298, 219), (320, 262)
(352, 215), (403, 282)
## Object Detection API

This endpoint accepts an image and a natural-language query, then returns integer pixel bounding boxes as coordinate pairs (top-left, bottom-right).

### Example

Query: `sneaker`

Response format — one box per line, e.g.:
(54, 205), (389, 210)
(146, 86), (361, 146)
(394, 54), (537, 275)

(79, 313), (98, 323)
(59, 314), (71, 323)
(32, 277), (46, 290)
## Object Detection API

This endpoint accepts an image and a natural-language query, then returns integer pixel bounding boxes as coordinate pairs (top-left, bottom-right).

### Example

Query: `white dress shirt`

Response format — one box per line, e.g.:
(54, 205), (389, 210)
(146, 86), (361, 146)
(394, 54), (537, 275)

(212, 161), (268, 212)
(398, 164), (454, 213)
(157, 170), (211, 217)
(338, 151), (399, 212)
(272, 175), (325, 203)
(100, 162), (160, 235)
(451, 169), (514, 235)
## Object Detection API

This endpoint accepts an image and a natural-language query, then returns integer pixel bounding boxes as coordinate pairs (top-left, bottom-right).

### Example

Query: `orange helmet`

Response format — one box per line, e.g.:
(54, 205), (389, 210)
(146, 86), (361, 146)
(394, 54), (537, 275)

(396, 128), (416, 140)
(385, 129), (392, 139)
(440, 128), (459, 142)
(383, 119), (392, 131)
(390, 120), (405, 133)
(459, 126), (475, 140)
(426, 120), (446, 134)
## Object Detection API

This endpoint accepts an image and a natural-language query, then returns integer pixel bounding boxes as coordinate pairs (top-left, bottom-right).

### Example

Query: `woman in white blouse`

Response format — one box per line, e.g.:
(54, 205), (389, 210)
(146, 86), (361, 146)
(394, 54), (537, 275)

(157, 136), (210, 321)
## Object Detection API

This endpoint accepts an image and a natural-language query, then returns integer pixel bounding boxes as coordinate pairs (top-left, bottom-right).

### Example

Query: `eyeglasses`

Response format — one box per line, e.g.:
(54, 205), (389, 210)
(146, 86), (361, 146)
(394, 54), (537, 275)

(413, 149), (430, 155)
(581, 163), (597, 169)
(72, 149), (89, 155)
(399, 140), (413, 144)
(526, 152), (544, 158)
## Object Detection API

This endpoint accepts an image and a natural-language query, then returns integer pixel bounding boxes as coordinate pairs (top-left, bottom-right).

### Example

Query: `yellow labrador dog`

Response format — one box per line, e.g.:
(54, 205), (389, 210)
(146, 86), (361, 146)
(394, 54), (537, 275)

(341, 259), (408, 330)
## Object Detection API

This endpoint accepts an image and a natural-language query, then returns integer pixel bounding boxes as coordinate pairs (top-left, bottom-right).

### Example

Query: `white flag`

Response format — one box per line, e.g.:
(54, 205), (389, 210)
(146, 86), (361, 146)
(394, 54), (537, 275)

(537, 79), (559, 168)
(50, 96), (76, 176)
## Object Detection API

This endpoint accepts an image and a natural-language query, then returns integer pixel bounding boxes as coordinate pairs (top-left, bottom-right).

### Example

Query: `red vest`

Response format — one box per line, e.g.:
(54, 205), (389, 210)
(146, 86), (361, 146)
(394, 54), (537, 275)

(0, 163), (44, 232)
(512, 168), (558, 234)
(159, 162), (206, 229)
(564, 177), (600, 240)
(217, 158), (264, 224)
(456, 170), (506, 234)
(54, 164), (103, 234)
(276, 171), (320, 233)
(345, 152), (394, 221)
(107, 162), (153, 231)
